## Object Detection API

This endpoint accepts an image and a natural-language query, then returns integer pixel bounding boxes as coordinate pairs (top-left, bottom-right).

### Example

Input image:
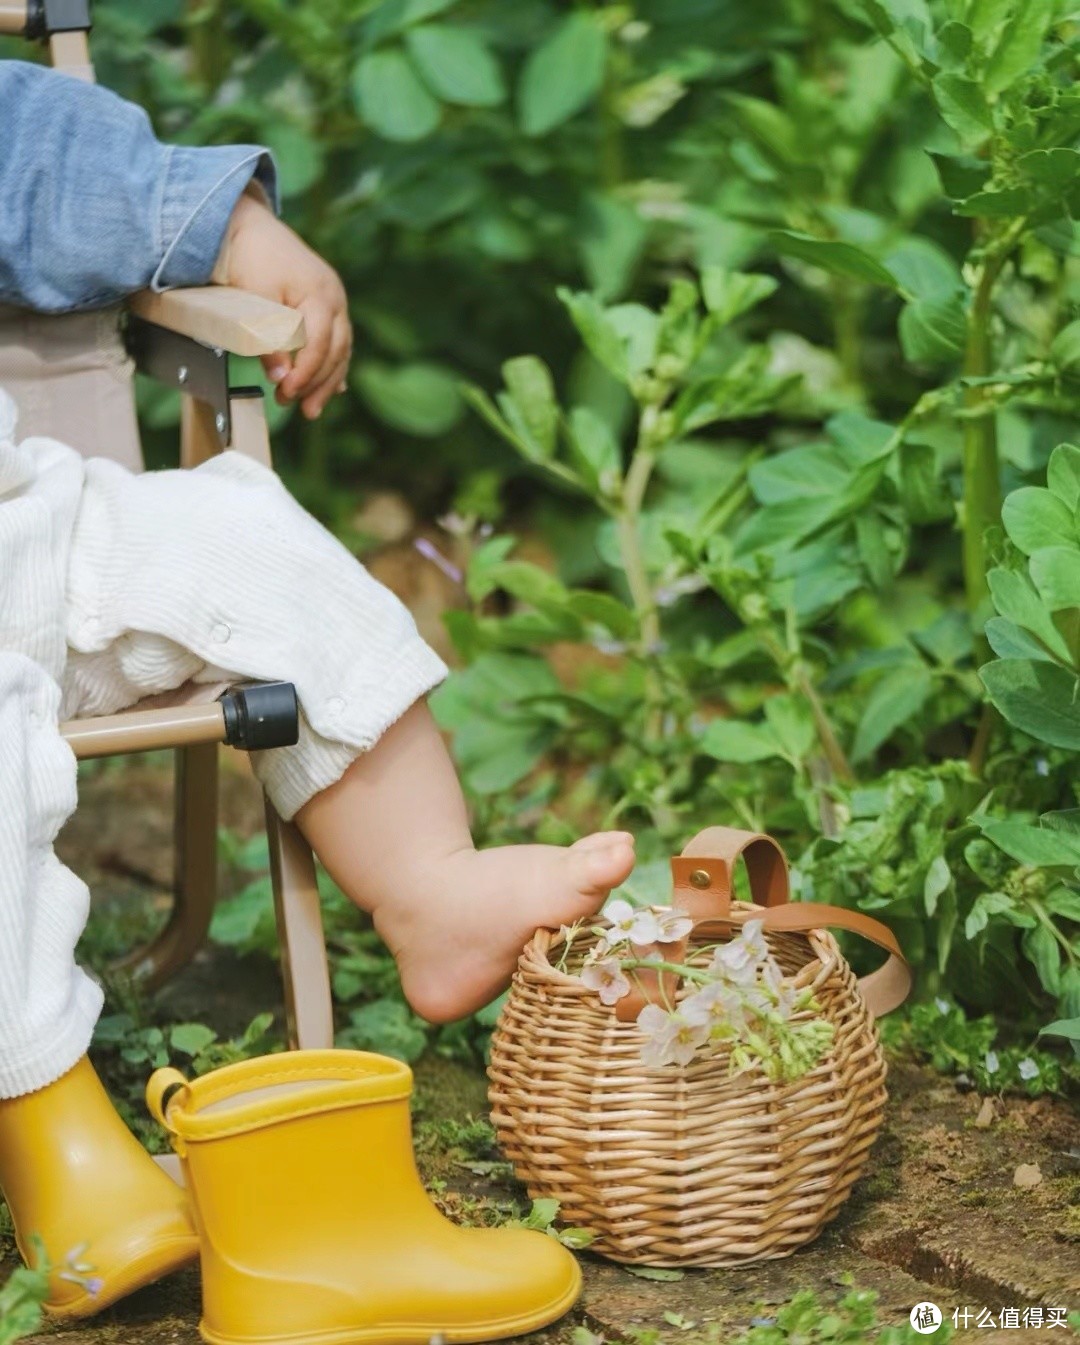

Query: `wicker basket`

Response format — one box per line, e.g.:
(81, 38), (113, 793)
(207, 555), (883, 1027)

(488, 826), (910, 1268)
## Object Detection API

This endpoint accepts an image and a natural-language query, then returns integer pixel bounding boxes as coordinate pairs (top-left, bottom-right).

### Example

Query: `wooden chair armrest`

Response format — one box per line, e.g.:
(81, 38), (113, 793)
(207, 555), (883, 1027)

(0, 3), (29, 35)
(128, 287), (306, 357)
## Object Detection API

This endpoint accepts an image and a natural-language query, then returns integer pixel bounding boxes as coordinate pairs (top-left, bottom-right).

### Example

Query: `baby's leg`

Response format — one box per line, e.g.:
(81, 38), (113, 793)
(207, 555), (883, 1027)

(296, 701), (633, 1023)
(0, 653), (102, 1099)
(65, 450), (634, 1023)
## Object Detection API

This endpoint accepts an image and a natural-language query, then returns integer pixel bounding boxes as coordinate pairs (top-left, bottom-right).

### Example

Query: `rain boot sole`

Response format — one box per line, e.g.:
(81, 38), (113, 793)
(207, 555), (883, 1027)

(198, 1261), (583, 1345)
(45, 1234), (199, 1321)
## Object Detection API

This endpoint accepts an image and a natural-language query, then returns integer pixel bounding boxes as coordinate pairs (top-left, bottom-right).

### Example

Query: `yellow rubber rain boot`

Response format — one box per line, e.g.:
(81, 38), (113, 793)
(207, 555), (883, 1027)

(0, 1056), (198, 1318)
(147, 1049), (582, 1345)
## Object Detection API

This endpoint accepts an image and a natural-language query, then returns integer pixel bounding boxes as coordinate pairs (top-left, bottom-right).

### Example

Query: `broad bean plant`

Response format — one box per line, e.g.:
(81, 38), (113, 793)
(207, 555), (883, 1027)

(62, 0), (1079, 1053)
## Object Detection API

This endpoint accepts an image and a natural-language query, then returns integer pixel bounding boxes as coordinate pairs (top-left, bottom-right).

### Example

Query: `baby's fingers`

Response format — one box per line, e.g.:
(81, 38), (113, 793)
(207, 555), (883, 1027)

(278, 298), (333, 403)
(261, 351), (293, 388)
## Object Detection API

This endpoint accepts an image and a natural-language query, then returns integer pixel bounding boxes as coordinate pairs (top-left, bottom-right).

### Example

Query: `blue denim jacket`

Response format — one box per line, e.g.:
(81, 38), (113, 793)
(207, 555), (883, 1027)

(0, 62), (277, 313)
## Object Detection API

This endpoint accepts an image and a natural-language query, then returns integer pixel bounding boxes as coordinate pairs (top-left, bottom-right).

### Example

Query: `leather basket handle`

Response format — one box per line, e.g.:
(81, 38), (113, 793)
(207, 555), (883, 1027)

(613, 827), (911, 1023)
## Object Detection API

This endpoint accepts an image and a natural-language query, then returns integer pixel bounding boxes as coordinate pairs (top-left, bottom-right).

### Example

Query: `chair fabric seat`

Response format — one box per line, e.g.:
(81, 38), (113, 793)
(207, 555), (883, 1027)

(0, 304), (143, 469)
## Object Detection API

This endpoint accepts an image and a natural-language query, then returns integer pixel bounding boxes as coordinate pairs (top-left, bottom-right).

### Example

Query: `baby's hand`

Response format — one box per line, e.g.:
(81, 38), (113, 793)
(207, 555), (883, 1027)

(213, 188), (352, 420)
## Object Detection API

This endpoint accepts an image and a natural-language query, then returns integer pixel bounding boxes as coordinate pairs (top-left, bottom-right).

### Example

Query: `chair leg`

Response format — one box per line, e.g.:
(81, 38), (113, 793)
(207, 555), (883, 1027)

(111, 743), (219, 990)
(265, 802), (334, 1050)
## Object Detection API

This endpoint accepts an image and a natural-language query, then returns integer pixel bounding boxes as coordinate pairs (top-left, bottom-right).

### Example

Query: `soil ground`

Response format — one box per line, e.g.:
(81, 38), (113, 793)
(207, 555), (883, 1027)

(5, 757), (1078, 1344)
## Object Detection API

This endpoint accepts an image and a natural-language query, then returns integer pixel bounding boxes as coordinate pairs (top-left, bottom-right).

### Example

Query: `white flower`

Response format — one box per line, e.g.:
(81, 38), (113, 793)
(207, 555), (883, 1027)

(1018, 1057), (1039, 1081)
(635, 1003), (708, 1068)
(681, 982), (745, 1033)
(935, 997), (950, 1015)
(984, 1050), (1000, 1075)
(654, 907), (693, 943)
(710, 920), (768, 987)
(580, 957), (632, 1006)
(603, 898), (663, 947)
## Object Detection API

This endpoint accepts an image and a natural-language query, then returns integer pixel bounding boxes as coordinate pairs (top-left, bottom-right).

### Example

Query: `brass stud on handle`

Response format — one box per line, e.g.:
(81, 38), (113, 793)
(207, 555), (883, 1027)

(689, 868), (711, 889)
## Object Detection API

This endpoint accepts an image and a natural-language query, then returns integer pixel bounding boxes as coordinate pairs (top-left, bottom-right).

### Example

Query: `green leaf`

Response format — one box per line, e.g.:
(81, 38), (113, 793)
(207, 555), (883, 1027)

(1049, 321), (1080, 371)
(979, 819), (1080, 867)
(405, 24), (505, 107)
(1040, 1017), (1080, 1041)
(985, 617), (1057, 662)
(365, 0), (456, 41)
(468, 558), (568, 610)
(965, 891), (1030, 938)
(501, 356), (559, 459)
(724, 94), (811, 167)
(899, 292), (967, 364)
(1017, 148), (1080, 189)
(851, 665), (932, 763)
(699, 719), (784, 764)
(339, 999), (428, 1063)
(980, 659), (1080, 749)
(351, 48), (441, 142)
(1047, 443), (1080, 511)
(518, 11), (606, 136)
(261, 122), (325, 198)
(987, 567), (1072, 661)
(1023, 922), (1061, 995)
(1002, 486), (1078, 554)
(624, 1265), (685, 1282)
(169, 1022), (218, 1057)
(558, 290), (626, 382)
(1030, 547), (1080, 612)
(984, 0), (1053, 95)
(579, 194), (647, 302)
(884, 236), (963, 300)
(858, 0), (933, 69)
(932, 73), (993, 146)
(953, 186), (1033, 218)
(763, 694), (815, 761)
(924, 853), (951, 917)
(968, 0), (1013, 46)
(701, 267), (779, 325)
(355, 361), (463, 436)
(928, 151), (989, 201)
(770, 231), (900, 288)
(898, 440), (952, 523)
(566, 590), (637, 639)
(567, 407), (622, 495)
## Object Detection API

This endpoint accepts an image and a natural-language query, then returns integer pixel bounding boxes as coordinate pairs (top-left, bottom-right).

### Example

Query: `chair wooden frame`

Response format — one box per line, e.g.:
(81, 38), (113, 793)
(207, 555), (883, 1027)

(2, 0), (336, 1053)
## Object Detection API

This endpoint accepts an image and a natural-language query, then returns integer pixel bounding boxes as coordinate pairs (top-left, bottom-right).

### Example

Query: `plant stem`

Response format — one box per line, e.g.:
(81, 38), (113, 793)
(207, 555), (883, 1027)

(761, 632), (855, 784)
(616, 406), (665, 735)
(618, 436), (661, 652)
(961, 254), (1005, 620)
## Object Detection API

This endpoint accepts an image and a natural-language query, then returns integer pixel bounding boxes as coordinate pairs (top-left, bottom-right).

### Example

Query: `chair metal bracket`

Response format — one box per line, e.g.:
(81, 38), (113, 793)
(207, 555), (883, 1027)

(25, 0), (91, 37)
(125, 315), (232, 449)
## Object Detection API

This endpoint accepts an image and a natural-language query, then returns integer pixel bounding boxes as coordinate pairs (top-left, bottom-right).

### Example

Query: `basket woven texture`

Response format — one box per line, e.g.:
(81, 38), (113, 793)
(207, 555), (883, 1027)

(488, 827), (909, 1268)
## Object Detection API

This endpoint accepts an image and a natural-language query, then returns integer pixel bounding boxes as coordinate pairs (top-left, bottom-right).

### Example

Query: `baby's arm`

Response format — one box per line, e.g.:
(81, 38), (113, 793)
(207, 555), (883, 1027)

(0, 62), (350, 419)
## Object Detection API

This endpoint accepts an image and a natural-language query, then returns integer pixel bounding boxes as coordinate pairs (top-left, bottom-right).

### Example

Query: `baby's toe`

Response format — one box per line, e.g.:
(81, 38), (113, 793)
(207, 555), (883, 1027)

(569, 833), (635, 896)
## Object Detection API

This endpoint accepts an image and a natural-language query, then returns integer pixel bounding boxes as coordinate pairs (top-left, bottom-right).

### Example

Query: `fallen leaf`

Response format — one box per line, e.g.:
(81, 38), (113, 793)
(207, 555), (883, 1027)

(1013, 1162), (1043, 1188)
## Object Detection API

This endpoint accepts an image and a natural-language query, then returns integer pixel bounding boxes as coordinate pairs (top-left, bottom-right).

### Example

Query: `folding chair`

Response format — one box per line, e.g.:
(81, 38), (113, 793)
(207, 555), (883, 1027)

(0, 0), (336, 1059)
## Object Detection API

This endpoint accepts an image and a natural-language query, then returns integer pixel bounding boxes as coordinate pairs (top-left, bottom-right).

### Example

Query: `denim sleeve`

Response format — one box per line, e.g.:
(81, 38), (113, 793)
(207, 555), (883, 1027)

(0, 62), (278, 313)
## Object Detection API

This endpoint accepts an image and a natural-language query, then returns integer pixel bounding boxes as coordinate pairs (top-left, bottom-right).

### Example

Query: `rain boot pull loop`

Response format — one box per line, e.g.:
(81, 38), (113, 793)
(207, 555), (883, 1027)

(146, 1067), (191, 1137)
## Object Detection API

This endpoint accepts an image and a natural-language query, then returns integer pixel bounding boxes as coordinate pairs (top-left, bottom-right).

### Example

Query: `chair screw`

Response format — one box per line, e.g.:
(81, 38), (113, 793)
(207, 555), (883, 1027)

(215, 412), (227, 433)
(690, 869), (711, 889)
(177, 365), (188, 383)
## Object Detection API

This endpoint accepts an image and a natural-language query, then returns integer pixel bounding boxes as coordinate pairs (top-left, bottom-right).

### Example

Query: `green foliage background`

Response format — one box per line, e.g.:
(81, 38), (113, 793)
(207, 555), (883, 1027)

(13, 0), (1080, 1061)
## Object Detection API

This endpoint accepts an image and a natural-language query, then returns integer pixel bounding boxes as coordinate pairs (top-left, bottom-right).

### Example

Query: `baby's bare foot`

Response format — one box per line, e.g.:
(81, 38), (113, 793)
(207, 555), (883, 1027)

(374, 832), (635, 1023)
